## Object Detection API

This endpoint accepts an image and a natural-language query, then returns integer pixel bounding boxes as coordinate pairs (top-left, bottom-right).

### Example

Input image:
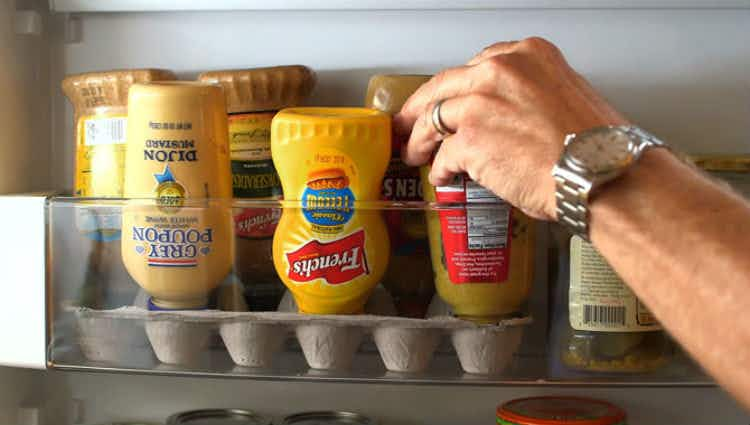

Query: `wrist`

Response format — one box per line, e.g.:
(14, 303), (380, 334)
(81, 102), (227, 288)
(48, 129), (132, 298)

(588, 148), (684, 244)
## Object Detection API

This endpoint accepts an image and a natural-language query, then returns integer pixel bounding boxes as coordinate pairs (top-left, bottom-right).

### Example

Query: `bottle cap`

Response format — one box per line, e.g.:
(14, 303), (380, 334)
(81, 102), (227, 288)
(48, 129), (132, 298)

(62, 69), (176, 110)
(364, 74), (431, 115)
(198, 65), (316, 114)
(497, 396), (627, 425)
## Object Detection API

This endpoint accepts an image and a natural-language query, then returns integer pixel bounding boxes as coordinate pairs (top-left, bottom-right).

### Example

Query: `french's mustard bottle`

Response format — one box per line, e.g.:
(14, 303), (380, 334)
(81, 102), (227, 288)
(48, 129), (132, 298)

(121, 82), (233, 310)
(198, 66), (316, 310)
(365, 74), (434, 318)
(271, 107), (391, 314)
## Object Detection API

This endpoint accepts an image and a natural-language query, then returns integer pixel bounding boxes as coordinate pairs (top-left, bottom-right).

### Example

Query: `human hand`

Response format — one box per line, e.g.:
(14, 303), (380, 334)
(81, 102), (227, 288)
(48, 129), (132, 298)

(394, 37), (627, 220)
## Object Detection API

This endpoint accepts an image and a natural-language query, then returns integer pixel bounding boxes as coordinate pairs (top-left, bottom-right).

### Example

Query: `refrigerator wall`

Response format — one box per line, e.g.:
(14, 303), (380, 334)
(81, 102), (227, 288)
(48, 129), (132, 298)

(1, 1), (750, 424)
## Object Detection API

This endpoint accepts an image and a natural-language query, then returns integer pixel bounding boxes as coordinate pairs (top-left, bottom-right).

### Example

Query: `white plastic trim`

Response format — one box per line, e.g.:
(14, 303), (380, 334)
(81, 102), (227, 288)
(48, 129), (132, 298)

(0, 196), (47, 369)
(49, 0), (750, 13)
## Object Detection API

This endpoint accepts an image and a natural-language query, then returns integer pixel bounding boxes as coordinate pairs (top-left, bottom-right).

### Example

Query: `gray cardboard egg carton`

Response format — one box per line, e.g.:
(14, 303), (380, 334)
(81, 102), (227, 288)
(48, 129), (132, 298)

(74, 290), (532, 375)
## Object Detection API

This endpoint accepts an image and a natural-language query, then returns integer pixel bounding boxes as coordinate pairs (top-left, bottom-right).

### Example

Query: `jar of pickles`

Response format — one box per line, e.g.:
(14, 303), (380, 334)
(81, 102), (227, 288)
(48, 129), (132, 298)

(552, 228), (672, 373)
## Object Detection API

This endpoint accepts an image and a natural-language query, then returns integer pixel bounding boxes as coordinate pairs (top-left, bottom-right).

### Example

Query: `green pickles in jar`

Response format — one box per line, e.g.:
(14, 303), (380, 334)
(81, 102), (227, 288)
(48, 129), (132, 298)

(552, 228), (672, 374)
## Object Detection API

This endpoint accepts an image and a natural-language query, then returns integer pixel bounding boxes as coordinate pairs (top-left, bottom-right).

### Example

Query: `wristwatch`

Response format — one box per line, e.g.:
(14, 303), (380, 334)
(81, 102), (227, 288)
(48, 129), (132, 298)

(552, 125), (668, 240)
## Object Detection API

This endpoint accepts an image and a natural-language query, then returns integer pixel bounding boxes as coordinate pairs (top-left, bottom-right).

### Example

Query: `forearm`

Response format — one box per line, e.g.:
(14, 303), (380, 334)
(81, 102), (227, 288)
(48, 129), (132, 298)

(590, 149), (750, 405)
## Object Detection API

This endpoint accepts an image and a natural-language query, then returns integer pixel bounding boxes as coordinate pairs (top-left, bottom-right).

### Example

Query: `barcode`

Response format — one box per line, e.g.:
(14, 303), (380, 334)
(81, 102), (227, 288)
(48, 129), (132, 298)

(583, 305), (626, 326)
(85, 118), (127, 146)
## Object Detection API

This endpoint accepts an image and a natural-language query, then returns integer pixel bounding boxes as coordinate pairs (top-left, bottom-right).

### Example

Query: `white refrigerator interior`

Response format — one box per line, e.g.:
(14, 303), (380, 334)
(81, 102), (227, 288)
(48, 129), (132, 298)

(1, 0), (750, 424)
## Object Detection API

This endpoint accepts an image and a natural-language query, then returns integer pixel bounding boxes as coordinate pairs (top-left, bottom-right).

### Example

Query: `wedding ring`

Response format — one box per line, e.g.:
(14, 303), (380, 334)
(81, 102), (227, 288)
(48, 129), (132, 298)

(431, 98), (455, 137)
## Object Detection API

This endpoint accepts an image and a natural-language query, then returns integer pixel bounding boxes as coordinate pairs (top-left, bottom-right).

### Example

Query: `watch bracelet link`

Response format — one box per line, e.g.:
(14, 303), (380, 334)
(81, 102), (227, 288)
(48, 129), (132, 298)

(554, 174), (589, 239)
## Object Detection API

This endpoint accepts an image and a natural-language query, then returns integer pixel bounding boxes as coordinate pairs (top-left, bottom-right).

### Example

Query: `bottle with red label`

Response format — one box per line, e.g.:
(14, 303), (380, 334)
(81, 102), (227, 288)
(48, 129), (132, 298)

(198, 66), (316, 310)
(271, 107), (391, 314)
(365, 74), (434, 318)
(421, 167), (535, 323)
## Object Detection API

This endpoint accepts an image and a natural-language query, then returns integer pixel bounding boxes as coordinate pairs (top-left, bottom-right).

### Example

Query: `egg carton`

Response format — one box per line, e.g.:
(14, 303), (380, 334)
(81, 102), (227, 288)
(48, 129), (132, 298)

(74, 306), (531, 375)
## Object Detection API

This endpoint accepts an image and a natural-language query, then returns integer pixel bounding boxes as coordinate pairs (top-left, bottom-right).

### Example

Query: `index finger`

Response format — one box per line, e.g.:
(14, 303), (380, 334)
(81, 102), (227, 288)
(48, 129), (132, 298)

(392, 65), (472, 137)
(466, 40), (520, 66)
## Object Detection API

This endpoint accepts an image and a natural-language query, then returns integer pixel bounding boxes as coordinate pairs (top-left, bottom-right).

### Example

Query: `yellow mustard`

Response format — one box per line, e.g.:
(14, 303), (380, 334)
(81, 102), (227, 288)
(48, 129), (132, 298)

(365, 74), (434, 317)
(271, 107), (391, 314)
(421, 167), (535, 323)
(198, 66), (316, 310)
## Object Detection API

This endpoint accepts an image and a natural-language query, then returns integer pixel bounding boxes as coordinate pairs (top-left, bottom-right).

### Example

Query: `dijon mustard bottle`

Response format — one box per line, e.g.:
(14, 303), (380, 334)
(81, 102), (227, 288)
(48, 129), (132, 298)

(364, 74), (434, 318)
(198, 66), (316, 310)
(271, 107), (391, 314)
(62, 69), (176, 308)
(121, 82), (233, 310)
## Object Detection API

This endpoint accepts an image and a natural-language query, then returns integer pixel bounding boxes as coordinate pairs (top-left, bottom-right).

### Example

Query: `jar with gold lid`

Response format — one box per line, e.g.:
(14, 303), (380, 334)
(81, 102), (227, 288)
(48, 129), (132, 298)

(62, 69), (176, 309)
(690, 154), (750, 196)
(364, 74), (434, 318)
(62, 69), (177, 198)
(198, 66), (316, 310)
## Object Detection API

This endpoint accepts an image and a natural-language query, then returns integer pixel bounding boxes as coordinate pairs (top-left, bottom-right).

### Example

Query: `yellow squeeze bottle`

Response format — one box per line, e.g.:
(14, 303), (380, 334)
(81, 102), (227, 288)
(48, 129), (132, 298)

(271, 107), (391, 314)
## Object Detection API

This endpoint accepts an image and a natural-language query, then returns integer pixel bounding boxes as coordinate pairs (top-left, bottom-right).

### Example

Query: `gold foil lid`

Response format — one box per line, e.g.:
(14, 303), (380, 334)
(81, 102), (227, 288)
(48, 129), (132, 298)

(365, 74), (431, 114)
(689, 154), (750, 172)
(62, 69), (177, 110)
(198, 65), (316, 114)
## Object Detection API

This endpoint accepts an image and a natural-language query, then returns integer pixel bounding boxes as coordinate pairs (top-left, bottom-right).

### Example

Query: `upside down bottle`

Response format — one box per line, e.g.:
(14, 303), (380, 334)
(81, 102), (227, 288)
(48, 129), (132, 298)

(121, 82), (233, 310)
(271, 107), (391, 314)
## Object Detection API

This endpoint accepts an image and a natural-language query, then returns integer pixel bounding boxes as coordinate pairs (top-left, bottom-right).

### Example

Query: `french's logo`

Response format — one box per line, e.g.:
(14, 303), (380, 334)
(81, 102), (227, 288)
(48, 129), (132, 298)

(286, 229), (368, 285)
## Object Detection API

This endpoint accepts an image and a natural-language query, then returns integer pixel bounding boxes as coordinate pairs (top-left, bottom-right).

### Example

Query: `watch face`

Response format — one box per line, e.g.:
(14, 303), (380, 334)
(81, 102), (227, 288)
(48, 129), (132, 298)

(567, 128), (634, 174)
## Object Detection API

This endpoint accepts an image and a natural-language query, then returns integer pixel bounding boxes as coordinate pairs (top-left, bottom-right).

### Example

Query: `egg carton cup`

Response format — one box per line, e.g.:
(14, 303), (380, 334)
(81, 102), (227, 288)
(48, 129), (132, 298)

(74, 308), (153, 365)
(72, 307), (531, 374)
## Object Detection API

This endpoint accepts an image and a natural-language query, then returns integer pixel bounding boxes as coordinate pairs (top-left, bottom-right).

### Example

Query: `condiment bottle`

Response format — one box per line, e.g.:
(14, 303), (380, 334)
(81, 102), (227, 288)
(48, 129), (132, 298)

(364, 74), (434, 318)
(121, 82), (233, 310)
(62, 69), (177, 197)
(549, 225), (671, 374)
(198, 66), (316, 310)
(497, 396), (627, 425)
(690, 154), (750, 196)
(62, 69), (176, 309)
(421, 170), (535, 323)
(271, 107), (391, 314)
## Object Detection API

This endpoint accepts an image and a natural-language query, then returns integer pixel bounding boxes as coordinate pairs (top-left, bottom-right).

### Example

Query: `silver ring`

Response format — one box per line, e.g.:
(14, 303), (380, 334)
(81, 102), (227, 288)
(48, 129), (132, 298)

(431, 98), (455, 137)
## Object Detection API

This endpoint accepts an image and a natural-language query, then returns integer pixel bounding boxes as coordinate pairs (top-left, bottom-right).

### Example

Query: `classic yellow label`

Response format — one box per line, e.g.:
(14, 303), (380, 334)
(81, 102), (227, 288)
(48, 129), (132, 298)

(75, 115), (128, 197)
(569, 235), (661, 332)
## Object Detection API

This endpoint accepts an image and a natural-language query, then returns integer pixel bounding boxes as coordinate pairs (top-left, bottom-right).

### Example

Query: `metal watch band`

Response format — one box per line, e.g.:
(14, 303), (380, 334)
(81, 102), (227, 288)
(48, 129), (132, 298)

(555, 174), (589, 237)
(624, 126), (667, 153)
(554, 126), (667, 241)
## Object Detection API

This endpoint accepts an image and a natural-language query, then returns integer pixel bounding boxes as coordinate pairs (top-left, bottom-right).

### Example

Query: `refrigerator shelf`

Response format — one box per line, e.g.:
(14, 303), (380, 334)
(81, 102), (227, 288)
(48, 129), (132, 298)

(30, 195), (712, 385)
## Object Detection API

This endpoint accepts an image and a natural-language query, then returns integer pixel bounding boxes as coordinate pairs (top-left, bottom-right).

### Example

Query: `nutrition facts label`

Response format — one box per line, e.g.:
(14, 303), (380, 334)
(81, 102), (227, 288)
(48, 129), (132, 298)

(466, 180), (500, 203)
(435, 175), (513, 284)
(467, 203), (510, 250)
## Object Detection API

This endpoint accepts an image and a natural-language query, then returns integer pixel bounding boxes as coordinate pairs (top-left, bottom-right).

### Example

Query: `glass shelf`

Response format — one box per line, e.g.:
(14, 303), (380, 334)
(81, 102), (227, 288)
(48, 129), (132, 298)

(47, 197), (710, 385)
